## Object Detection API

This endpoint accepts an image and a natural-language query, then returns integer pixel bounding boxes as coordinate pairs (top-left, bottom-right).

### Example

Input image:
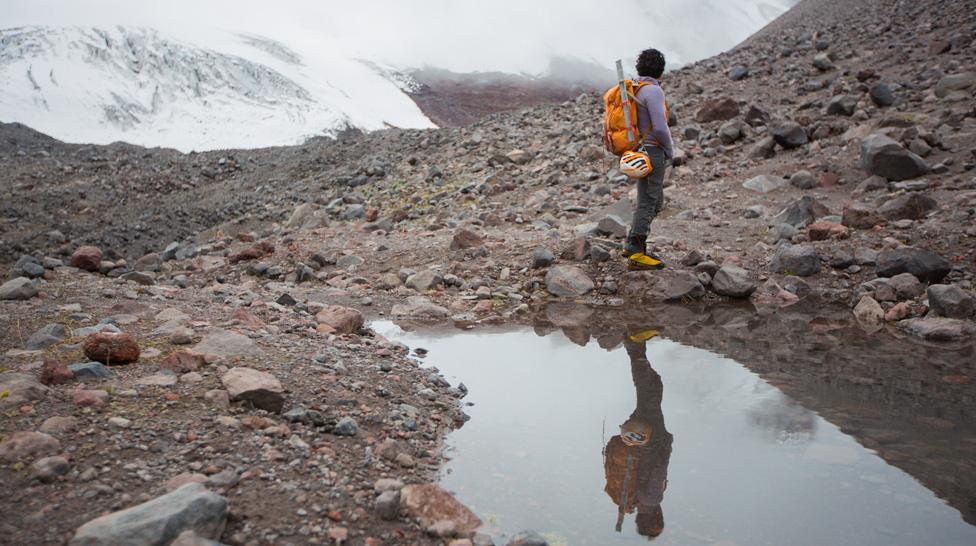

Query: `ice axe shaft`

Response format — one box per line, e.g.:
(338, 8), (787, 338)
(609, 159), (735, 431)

(616, 60), (636, 146)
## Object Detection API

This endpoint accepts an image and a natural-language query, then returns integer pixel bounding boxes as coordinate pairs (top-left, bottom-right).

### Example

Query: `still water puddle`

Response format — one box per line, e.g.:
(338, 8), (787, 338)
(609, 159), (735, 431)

(374, 316), (976, 546)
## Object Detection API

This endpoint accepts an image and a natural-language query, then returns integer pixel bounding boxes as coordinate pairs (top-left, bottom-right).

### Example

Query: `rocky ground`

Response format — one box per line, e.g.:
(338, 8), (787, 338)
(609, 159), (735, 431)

(2, 0), (976, 544)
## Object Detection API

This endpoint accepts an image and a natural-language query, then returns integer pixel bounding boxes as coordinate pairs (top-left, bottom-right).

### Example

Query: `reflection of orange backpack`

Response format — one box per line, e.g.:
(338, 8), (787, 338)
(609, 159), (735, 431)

(602, 79), (653, 156)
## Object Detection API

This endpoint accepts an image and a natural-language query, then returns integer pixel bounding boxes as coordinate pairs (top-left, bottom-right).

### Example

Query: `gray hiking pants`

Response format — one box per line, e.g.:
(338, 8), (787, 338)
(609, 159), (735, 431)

(629, 146), (668, 238)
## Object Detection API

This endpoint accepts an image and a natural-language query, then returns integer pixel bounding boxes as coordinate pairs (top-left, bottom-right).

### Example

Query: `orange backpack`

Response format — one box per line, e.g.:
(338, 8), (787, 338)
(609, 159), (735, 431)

(602, 75), (669, 156)
(602, 79), (651, 155)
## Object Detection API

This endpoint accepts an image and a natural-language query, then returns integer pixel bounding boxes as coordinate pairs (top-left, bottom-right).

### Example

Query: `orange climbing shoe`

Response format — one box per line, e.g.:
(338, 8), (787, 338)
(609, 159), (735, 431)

(627, 252), (666, 270)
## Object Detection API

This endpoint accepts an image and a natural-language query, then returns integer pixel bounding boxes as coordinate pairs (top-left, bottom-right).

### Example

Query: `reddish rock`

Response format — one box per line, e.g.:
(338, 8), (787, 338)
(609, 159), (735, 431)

(160, 350), (208, 373)
(39, 358), (74, 385)
(449, 228), (483, 251)
(885, 301), (912, 322)
(807, 221), (850, 241)
(400, 484), (482, 534)
(365, 207), (379, 222)
(232, 308), (267, 330)
(0, 431), (62, 462)
(83, 332), (140, 364)
(69, 246), (103, 272)
(315, 305), (365, 335)
(842, 203), (885, 229)
(73, 389), (110, 408)
(818, 172), (840, 187)
(228, 241), (274, 264)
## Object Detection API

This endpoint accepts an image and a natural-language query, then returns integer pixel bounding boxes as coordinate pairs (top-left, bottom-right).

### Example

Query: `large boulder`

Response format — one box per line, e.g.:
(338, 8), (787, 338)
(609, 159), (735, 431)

(853, 296), (885, 327)
(927, 285), (975, 319)
(695, 97), (739, 123)
(861, 134), (928, 181)
(83, 332), (140, 365)
(390, 296), (450, 318)
(653, 271), (705, 302)
(70, 483), (228, 546)
(770, 245), (821, 276)
(69, 246), (103, 272)
(826, 95), (857, 116)
(545, 265), (594, 297)
(0, 277), (37, 300)
(711, 266), (756, 298)
(769, 121), (808, 149)
(315, 305), (364, 334)
(876, 247), (951, 283)
(221, 367), (285, 413)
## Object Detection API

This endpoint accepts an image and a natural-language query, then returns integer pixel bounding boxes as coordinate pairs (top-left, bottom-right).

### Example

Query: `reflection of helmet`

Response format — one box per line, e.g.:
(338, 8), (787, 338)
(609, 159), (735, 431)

(620, 150), (652, 179)
(620, 416), (653, 446)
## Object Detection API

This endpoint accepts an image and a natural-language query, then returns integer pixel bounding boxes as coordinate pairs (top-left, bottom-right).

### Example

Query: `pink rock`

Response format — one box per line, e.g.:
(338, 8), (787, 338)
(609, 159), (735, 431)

(807, 221), (850, 241)
(40, 358), (74, 385)
(400, 484), (482, 534)
(69, 246), (103, 272)
(73, 389), (110, 408)
(315, 305), (364, 335)
(0, 431), (62, 462)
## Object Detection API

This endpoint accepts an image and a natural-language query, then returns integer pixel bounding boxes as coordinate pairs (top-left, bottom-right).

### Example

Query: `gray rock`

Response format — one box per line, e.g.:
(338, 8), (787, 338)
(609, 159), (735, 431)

(869, 82), (895, 107)
(0, 373), (51, 410)
(770, 245), (821, 276)
(743, 174), (788, 193)
(0, 277), (37, 300)
(769, 122), (808, 149)
(69, 362), (115, 379)
(657, 271), (705, 301)
(861, 134), (928, 181)
(748, 136), (777, 159)
(789, 170), (816, 189)
(766, 223), (798, 243)
(719, 120), (745, 144)
(20, 261), (46, 278)
(771, 196), (830, 228)
(121, 271), (156, 286)
(70, 483), (228, 546)
(728, 65), (749, 81)
(596, 215), (628, 238)
(812, 53), (834, 71)
(333, 416), (359, 436)
(193, 329), (262, 358)
(877, 193), (937, 221)
(927, 285), (975, 319)
(220, 367), (284, 413)
(405, 270), (443, 291)
(391, 296), (450, 318)
(531, 247), (555, 268)
(887, 273), (925, 300)
(375, 490), (401, 521)
(341, 204), (366, 220)
(897, 317), (975, 341)
(934, 71), (976, 98)
(826, 95), (857, 116)
(545, 265), (595, 297)
(876, 247), (950, 283)
(26, 323), (67, 351)
(711, 266), (757, 298)
(31, 455), (71, 483)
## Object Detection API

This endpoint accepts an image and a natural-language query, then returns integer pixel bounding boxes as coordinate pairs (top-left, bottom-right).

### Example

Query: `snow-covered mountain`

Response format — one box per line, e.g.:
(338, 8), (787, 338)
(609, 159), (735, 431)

(0, 26), (435, 151)
(0, 0), (797, 151)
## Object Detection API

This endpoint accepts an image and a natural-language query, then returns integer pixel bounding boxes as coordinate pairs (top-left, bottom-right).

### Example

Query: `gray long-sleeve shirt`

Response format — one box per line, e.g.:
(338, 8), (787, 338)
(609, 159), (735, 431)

(634, 76), (674, 160)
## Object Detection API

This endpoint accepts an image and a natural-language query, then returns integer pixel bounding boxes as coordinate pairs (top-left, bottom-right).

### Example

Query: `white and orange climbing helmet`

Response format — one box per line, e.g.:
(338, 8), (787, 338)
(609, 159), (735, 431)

(619, 150), (652, 179)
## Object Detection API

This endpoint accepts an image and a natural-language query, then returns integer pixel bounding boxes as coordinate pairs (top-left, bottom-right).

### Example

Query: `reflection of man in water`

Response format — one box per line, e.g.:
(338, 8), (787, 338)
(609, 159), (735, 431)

(603, 328), (673, 539)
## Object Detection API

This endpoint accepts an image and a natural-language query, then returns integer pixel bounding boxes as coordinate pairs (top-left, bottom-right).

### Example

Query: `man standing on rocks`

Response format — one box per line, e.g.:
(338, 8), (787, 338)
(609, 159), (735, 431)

(622, 48), (675, 270)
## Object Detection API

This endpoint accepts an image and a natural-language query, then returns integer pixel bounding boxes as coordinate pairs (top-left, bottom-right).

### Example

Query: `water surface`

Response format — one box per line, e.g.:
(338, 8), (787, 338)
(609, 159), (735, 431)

(374, 307), (976, 546)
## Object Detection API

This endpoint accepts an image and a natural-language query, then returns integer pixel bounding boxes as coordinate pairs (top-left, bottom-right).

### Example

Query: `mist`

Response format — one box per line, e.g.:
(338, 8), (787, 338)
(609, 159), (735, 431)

(1, 0), (798, 78)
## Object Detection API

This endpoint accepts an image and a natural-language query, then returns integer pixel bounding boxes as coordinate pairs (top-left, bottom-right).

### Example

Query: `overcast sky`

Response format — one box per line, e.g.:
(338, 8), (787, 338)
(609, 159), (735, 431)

(1, 0), (796, 74)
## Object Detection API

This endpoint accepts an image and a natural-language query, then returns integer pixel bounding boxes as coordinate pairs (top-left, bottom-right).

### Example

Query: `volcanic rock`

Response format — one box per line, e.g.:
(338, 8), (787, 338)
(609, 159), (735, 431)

(83, 332), (140, 365)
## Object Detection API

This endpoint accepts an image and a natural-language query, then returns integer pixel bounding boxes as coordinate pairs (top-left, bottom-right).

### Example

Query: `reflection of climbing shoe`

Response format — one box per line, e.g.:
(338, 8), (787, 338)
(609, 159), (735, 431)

(627, 252), (666, 270)
(628, 329), (659, 343)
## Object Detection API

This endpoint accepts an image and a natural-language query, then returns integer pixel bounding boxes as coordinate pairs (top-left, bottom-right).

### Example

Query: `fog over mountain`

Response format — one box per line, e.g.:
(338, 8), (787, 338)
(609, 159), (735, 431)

(0, 0), (797, 150)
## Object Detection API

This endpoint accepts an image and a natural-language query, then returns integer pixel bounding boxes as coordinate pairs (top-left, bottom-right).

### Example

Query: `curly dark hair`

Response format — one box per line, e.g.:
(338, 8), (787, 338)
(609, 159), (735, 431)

(636, 48), (666, 78)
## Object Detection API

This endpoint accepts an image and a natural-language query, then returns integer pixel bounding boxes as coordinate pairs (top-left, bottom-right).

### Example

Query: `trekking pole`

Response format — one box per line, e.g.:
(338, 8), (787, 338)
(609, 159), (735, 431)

(616, 60), (637, 147)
